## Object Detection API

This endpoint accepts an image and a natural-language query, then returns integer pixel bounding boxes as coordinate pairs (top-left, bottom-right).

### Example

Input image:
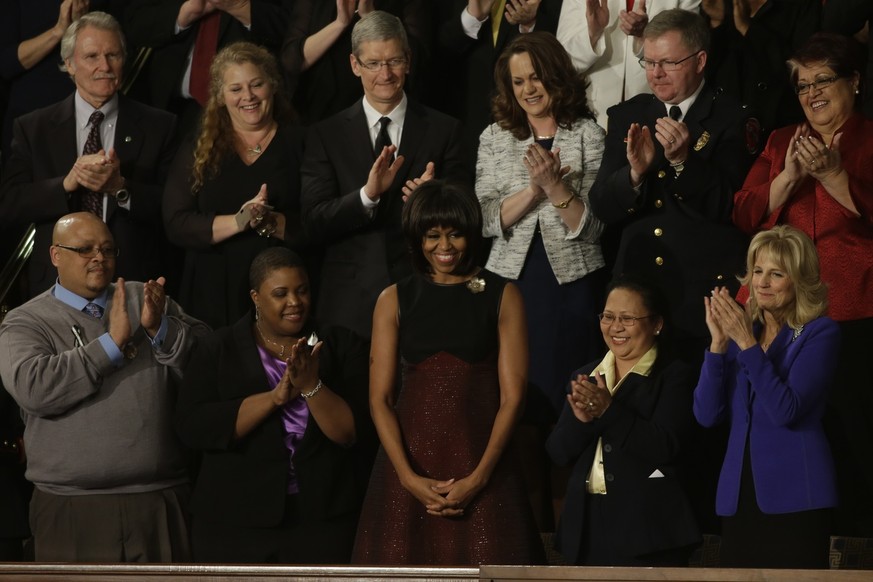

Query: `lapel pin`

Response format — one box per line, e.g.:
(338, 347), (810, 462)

(124, 136), (133, 143)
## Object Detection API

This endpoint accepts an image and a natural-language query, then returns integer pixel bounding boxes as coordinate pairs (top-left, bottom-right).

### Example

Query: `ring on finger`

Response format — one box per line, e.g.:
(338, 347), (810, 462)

(669, 137), (676, 144)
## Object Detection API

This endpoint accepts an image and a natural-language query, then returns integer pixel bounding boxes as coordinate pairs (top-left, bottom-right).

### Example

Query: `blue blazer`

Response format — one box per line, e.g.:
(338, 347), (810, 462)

(693, 316), (840, 515)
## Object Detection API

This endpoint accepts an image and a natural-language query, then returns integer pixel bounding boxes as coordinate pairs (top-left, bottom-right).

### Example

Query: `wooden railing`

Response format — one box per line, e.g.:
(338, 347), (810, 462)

(0, 564), (870, 582)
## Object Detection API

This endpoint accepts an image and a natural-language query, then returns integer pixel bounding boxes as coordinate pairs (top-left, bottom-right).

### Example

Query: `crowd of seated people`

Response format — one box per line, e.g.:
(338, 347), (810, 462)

(0, 0), (872, 569)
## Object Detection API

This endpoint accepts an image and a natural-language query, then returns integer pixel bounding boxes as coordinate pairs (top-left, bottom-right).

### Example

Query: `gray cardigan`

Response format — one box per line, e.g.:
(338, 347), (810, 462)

(0, 282), (209, 494)
(476, 119), (606, 283)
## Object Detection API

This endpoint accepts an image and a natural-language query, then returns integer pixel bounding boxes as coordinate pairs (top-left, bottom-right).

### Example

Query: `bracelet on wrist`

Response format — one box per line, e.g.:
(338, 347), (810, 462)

(301, 379), (323, 400)
(551, 193), (575, 209)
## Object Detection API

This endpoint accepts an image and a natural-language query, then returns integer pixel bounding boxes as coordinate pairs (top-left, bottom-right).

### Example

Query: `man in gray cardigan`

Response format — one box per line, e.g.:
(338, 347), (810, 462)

(0, 212), (208, 562)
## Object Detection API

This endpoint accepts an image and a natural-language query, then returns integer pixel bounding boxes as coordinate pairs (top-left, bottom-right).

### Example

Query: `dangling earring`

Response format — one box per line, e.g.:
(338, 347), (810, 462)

(255, 305), (260, 321)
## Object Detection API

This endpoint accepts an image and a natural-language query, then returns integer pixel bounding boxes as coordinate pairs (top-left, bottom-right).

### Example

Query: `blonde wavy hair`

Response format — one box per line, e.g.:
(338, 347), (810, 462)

(191, 41), (293, 192)
(739, 225), (828, 330)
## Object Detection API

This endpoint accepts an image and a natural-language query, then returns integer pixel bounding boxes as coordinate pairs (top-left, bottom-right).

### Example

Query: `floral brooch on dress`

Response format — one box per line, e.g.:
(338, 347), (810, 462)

(466, 276), (486, 294)
(791, 325), (804, 343)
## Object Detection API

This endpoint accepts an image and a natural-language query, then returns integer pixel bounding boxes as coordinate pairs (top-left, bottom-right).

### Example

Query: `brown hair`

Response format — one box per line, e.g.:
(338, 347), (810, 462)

(492, 32), (593, 141)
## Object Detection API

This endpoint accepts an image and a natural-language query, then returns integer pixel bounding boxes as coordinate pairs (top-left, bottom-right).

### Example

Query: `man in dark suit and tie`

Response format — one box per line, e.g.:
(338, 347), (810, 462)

(0, 11), (178, 300)
(301, 10), (468, 339)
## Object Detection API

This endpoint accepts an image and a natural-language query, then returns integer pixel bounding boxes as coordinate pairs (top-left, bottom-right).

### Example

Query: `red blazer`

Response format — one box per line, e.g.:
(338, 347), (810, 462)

(733, 114), (873, 322)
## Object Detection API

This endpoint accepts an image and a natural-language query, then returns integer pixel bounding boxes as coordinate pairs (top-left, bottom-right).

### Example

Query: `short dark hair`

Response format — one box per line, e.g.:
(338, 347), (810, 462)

(606, 274), (671, 332)
(402, 180), (482, 277)
(492, 31), (594, 141)
(249, 247), (307, 291)
(787, 32), (863, 86)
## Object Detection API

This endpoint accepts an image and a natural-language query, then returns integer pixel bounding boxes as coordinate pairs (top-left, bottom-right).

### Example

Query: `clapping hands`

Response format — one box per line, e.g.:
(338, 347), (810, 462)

(704, 287), (755, 353)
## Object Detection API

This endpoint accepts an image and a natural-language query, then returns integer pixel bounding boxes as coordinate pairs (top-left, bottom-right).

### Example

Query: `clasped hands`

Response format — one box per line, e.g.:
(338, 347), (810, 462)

(704, 286), (756, 353)
(626, 116), (689, 186)
(272, 339), (324, 407)
(64, 148), (124, 195)
(108, 276), (168, 349)
(402, 470), (484, 519)
(567, 371), (611, 422)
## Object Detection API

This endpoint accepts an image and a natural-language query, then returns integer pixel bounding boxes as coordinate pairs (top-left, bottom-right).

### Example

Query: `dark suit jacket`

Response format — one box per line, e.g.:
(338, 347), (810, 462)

(589, 84), (757, 345)
(300, 97), (468, 338)
(123, 0), (290, 117)
(0, 94), (177, 297)
(705, 0), (820, 136)
(175, 316), (370, 529)
(547, 354), (701, 565)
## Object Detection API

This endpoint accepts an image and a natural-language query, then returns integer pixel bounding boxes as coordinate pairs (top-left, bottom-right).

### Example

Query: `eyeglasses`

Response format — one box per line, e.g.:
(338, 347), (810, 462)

(638, 51), (701, 71)
(598, 313), (652, 326)
(355, 57), (408, 72)
(794, 75), (843, 95)
(54, 243), (119, 258)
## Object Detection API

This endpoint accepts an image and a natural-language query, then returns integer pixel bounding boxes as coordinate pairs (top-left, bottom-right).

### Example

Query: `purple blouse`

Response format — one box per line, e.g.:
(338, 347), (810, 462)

(257, 345), (309, 494)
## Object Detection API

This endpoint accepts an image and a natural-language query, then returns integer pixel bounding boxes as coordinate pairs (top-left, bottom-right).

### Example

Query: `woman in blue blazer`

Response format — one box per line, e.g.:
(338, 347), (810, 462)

(694, 225), (839, 568)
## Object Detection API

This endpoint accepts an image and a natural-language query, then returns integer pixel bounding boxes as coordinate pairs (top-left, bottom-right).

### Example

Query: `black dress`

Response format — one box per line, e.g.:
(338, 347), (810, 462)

(353, 270), (544, 565)
(163, 125), (305, 329)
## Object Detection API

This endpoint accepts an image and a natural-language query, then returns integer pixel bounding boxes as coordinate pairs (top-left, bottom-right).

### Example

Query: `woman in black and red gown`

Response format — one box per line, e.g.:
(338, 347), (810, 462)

(352, 180), (544, 565)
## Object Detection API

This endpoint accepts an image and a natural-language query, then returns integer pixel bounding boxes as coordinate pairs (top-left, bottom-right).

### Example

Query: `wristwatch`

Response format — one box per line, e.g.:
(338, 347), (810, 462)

(114, 188), (130, 203)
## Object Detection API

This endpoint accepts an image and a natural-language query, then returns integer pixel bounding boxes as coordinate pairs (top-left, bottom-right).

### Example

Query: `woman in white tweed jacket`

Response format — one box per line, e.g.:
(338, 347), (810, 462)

(477, 32), (607, 425)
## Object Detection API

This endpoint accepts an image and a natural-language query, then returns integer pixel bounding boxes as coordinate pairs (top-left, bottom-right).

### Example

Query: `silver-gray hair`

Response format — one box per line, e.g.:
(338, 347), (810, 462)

(351, 10), (410, 57)
(59, 11), (127, 70)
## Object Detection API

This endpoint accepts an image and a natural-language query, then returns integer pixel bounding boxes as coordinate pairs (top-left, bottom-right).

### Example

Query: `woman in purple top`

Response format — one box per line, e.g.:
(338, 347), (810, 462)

(693, 224), (839, 568)
(176, 247), (370, 563)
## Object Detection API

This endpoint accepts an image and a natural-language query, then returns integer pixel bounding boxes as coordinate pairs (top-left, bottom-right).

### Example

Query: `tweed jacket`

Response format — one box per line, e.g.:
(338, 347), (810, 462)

(476, 119), (605, 283)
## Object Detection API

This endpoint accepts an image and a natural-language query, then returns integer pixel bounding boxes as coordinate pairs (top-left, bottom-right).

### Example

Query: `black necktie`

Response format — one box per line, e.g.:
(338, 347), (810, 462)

(669, 106), (682, 121)
(374, 116), (392, 157)
(82, 110), (105, 217)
